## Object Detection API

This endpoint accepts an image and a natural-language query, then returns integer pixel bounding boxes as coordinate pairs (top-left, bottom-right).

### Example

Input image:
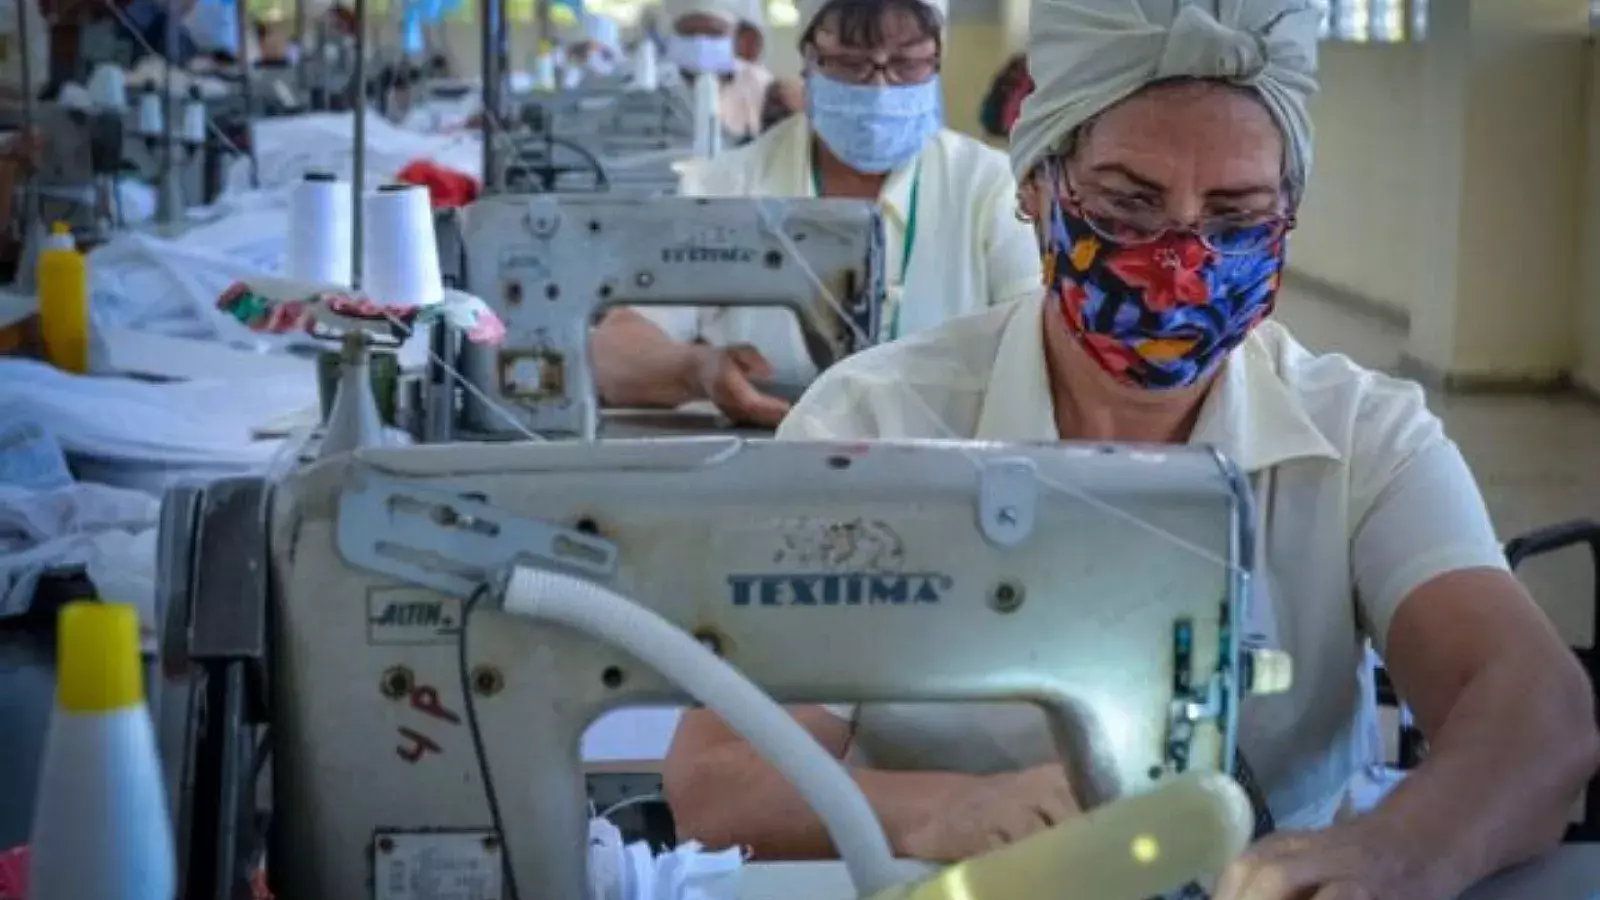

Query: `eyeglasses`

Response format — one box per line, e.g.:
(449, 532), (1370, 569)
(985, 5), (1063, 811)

(1057, 168), (1296, 256)
(810, 52), (940, 85)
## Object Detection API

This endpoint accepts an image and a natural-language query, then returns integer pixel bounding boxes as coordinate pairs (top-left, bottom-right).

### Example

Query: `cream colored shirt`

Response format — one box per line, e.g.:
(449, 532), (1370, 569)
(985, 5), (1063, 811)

(659, 60), (773, 141)
(721, 60), (773, 141)
(777, 294), (1511, 830)
(645, 116), (1043, 387)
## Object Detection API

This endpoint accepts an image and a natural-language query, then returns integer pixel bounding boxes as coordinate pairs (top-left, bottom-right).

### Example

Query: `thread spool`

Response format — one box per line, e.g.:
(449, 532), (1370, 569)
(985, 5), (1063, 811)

(87, 64), (127, 110)
(136, 90), (162, 135)
(630, 40), (658, 91)
(692, 72), (722, 159)
(180, 96), (206, 144)
(362, 184), (443, 308)
(286, 172), (354, 286)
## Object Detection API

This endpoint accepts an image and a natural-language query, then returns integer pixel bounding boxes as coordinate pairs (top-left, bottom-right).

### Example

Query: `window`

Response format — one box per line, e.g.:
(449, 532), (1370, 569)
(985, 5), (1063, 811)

(1320, 0), (1427, 43)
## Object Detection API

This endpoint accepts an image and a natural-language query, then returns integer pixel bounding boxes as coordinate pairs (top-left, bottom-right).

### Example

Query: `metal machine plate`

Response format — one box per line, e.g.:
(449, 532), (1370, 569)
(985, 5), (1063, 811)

(373, 830), (504, 900)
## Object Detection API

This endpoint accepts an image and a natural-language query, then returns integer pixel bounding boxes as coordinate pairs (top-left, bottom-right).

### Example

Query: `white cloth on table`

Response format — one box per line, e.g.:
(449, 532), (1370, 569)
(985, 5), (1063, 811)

(588, 816), (743, 900)
(0, 359), (313, 469)
(0, 419), (159, 623)
(91, 199), (297, 350)
(0, 482), (160, 622)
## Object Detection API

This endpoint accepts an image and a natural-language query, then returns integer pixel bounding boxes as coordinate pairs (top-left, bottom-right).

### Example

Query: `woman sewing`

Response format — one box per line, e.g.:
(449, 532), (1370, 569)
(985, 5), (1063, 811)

(591, 0), (1041, 428)
(662, 1), (1600, 897)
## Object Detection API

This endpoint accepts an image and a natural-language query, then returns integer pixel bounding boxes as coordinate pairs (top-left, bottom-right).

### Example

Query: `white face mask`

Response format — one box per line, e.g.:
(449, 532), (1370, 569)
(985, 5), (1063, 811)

(665, 33), (737, 76)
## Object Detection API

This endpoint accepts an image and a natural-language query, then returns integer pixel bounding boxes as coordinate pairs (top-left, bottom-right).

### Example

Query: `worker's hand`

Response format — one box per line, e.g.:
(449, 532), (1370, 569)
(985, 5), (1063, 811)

(1212, 821), (1402, 900)
(897, 764), (1080, 862)
(1, 128), (44, 168)
(695, 343), (791, 428)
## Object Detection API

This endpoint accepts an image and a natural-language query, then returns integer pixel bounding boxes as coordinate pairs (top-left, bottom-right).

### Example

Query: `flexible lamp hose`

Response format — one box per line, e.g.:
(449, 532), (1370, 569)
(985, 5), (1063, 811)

(502, 566), (918, 895)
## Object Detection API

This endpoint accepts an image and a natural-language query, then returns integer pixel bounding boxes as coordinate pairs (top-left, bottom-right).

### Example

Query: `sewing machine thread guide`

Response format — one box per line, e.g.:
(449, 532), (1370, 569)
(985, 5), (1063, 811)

(977, 457), (1039, 548)
(337, 470), (619, 597)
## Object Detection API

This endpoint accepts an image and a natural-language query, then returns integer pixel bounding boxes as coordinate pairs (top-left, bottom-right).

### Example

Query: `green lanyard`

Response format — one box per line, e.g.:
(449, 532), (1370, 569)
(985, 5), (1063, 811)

(811, 159), (922, 340)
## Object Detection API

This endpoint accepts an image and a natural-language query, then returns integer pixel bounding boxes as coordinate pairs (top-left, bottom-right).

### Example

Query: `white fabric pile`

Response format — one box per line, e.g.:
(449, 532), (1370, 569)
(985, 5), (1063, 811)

(588, 816), (743, 900)
(0, 359), (316, 491)
(0, 419), (161, 622)
(0, 481), (161, 623)
(90, 192), (299, 347)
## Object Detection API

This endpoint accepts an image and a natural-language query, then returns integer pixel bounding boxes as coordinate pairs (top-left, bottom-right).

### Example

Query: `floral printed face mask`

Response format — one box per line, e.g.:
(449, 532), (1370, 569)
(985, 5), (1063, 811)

(1041, 170), (1290, 390)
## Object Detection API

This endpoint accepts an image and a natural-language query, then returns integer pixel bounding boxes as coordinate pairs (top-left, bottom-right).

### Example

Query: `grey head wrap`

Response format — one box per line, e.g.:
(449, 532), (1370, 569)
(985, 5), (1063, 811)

(1009, 0), (1322, 191)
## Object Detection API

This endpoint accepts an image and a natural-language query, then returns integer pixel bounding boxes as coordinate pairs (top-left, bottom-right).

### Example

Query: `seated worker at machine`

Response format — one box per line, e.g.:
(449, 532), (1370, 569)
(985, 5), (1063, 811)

(591, 0), (1041, 428)
(658, 0), (774, 141)
(735, 0), (767, 64)
(560, 13), (625, 89)
(664, 0), (1600, 896)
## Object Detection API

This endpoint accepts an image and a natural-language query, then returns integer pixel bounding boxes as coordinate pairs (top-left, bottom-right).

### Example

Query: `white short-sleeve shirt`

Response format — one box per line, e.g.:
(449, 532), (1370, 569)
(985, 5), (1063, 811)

(641, 116), (1043, 387)
(776, 293), (1511, 830)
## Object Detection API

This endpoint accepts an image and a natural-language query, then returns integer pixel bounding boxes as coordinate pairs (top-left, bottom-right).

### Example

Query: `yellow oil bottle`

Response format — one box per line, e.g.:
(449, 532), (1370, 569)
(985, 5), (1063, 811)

(36, 222), (90, 374)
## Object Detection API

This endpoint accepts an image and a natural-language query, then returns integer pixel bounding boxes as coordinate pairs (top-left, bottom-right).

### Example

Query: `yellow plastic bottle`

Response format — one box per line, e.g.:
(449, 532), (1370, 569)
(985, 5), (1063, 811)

(29, 602), (176, 900)
(36, 222), (90, 374)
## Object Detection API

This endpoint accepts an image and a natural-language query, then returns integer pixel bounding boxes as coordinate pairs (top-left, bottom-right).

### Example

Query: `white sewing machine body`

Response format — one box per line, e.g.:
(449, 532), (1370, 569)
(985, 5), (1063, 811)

(437, 195), (887, 440)
(514, 85), (692, 152)
(209, 437), (1257, 899)
(486, 86), (701, 195)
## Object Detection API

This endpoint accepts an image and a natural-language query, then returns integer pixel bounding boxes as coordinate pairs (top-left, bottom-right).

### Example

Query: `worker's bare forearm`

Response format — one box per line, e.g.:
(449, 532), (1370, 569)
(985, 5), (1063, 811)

(1363, 657), (1599, 899)
(668, 743), (975, 860)
(590, 309), (707, 408)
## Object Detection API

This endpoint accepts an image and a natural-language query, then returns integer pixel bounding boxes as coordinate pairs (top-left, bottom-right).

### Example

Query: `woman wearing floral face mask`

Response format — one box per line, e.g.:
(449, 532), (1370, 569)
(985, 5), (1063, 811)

(592, 0), (1040, 428)
(663, 0), (1599, 895)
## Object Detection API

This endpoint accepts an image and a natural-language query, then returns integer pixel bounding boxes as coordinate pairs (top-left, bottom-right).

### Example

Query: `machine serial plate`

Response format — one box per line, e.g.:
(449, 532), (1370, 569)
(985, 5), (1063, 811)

(373, 831), (503, 900)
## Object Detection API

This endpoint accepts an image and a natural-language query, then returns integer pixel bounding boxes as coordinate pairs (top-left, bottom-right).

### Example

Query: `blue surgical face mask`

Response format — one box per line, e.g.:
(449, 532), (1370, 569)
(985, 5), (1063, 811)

(805, 72), (942, 175)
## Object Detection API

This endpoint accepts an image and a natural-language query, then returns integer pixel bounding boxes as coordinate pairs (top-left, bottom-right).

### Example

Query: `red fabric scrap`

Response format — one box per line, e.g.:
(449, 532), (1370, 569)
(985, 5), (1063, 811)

(396, 160), (481, 209)
(0, 845), (29, 900)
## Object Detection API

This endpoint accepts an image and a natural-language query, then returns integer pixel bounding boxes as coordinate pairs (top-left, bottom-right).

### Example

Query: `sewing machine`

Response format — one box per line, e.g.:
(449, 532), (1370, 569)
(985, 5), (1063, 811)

(0, 93), (232, 248)
(516, 86), (695, 153)
(432, 194), (887, 440)
(484, 87), (698, 196)
(155, 436), (1282, 899)
(0, 103), (125, 244)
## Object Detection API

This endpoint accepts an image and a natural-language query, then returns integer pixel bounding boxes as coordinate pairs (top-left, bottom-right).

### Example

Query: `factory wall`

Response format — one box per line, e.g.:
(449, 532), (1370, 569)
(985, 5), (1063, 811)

(1287, 43), (1431, 325)
(1288, 2), (1594, 390)
(1580, 44), (1600, 395)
